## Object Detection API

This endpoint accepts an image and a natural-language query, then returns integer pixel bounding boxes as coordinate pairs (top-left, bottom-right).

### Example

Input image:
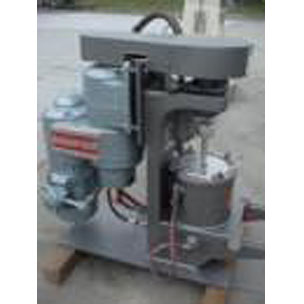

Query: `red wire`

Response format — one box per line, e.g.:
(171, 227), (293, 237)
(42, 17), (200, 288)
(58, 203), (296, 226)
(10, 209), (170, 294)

(118, 189), (147, 207)
(169, 216), (178, 267)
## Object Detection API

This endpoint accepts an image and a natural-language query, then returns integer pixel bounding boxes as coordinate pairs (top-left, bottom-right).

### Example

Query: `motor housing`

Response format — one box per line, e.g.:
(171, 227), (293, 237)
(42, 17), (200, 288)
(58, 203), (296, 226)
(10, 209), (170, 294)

(42, 64), (143, 223)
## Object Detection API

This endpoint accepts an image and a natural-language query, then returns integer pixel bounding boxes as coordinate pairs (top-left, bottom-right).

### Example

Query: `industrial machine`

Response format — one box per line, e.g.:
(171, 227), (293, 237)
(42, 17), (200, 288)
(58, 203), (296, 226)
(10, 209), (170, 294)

(41, 13), (264, 292)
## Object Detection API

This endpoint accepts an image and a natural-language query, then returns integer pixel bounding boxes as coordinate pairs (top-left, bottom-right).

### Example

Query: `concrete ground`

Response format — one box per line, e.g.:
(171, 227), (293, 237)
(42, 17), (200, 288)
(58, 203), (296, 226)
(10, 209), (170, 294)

(37, 11), (264, 304)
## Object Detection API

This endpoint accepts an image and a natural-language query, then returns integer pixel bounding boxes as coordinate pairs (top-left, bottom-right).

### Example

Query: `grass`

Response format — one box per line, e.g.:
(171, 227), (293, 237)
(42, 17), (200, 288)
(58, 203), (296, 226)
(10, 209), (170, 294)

(227, 2), (265, 18)
(76, 0), (184, 13)
(75, 0), (264, 18)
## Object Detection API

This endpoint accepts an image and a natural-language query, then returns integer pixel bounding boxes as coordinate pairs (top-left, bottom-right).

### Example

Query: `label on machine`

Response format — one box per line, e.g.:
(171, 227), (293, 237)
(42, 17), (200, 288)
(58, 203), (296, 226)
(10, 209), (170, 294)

(51, 123), (101, 161)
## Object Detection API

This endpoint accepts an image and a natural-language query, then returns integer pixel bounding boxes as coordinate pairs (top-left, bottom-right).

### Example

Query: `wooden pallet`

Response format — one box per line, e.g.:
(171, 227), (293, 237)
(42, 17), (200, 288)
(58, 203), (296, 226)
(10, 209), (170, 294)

(41, 245), (85, 285)
(200, 287), (226, 304)
(41, 245), (227, 303)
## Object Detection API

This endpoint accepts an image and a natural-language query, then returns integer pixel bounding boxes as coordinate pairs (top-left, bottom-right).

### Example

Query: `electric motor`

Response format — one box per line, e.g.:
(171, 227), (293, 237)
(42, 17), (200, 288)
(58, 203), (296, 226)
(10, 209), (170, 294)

(42, 94), (99, 223)
(82, 64), (143, 187)
(41, 63), (144, 223)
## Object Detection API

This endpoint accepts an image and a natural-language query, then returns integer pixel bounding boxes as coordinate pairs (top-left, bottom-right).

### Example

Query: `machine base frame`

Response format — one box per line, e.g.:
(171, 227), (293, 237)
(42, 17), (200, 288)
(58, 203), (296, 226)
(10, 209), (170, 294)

(60, 199), (264, 297)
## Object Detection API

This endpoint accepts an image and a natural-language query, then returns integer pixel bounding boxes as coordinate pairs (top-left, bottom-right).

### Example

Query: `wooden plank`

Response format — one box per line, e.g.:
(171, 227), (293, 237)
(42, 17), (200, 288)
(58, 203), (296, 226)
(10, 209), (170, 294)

(200, 287), (226, 304)
(42, 245), (85, 285)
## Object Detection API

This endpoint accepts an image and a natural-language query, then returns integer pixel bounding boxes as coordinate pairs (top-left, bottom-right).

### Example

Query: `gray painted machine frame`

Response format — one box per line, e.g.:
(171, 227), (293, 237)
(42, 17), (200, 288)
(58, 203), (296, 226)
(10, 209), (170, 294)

(63, 202), (264, 297)
(81, 32), (250, 79)
(60, 32), (264, 295)
(144, 91), (228, 257)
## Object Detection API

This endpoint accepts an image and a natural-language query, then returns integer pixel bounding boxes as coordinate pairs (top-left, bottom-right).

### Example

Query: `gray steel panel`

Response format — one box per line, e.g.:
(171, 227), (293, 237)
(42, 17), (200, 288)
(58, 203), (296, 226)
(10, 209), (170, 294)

(61, 201), (264, 296)
(80, 32), (251, 79)
(144, 91), (227, 256)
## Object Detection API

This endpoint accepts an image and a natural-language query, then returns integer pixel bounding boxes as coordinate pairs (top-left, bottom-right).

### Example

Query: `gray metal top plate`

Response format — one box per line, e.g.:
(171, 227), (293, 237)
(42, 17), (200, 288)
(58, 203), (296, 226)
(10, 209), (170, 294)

(80, 32), (251, 79)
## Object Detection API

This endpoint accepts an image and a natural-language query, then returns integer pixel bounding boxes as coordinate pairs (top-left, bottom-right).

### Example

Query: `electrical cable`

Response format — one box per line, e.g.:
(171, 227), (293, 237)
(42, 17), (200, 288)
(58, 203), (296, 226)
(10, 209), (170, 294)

(169, 200), (179, 273)
(149, 183), (182, 274)
(241, 196), (265, 222)
(117, 194), (136, 210)
(132, 12), (183, 35)
(132, 12), (184, 93)
(106, 188), (147, 225)
(107, 188), (130, 223)
(118, 188), (147, 207)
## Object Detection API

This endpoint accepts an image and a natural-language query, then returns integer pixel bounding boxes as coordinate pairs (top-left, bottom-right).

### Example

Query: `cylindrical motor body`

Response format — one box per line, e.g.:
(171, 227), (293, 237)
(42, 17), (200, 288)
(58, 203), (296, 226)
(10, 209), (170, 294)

(43, 94), (87, 160)
(83, 65), (143, 187)
(83, 66), (131, 129)
(177, 153), (237, 228)
(171, 152), (237, 265)
(42, 94), (99, 223)
(41, 63), (144, 223)
(43, 94), (90, 182)
(96, 128), (140, 187)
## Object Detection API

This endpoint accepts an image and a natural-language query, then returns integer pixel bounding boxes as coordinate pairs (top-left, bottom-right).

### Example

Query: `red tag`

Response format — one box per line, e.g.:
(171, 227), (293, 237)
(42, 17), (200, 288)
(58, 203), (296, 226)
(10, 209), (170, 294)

(51, 130), (100, 160)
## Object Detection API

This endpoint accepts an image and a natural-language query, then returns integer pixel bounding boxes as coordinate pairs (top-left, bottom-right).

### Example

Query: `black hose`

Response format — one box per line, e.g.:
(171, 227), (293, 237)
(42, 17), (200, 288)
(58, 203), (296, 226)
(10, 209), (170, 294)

(132, 12), (183, 92)
(107, 189), (130, 223)
(107, 188), (148, 225)
(132, 12), (183, 35)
